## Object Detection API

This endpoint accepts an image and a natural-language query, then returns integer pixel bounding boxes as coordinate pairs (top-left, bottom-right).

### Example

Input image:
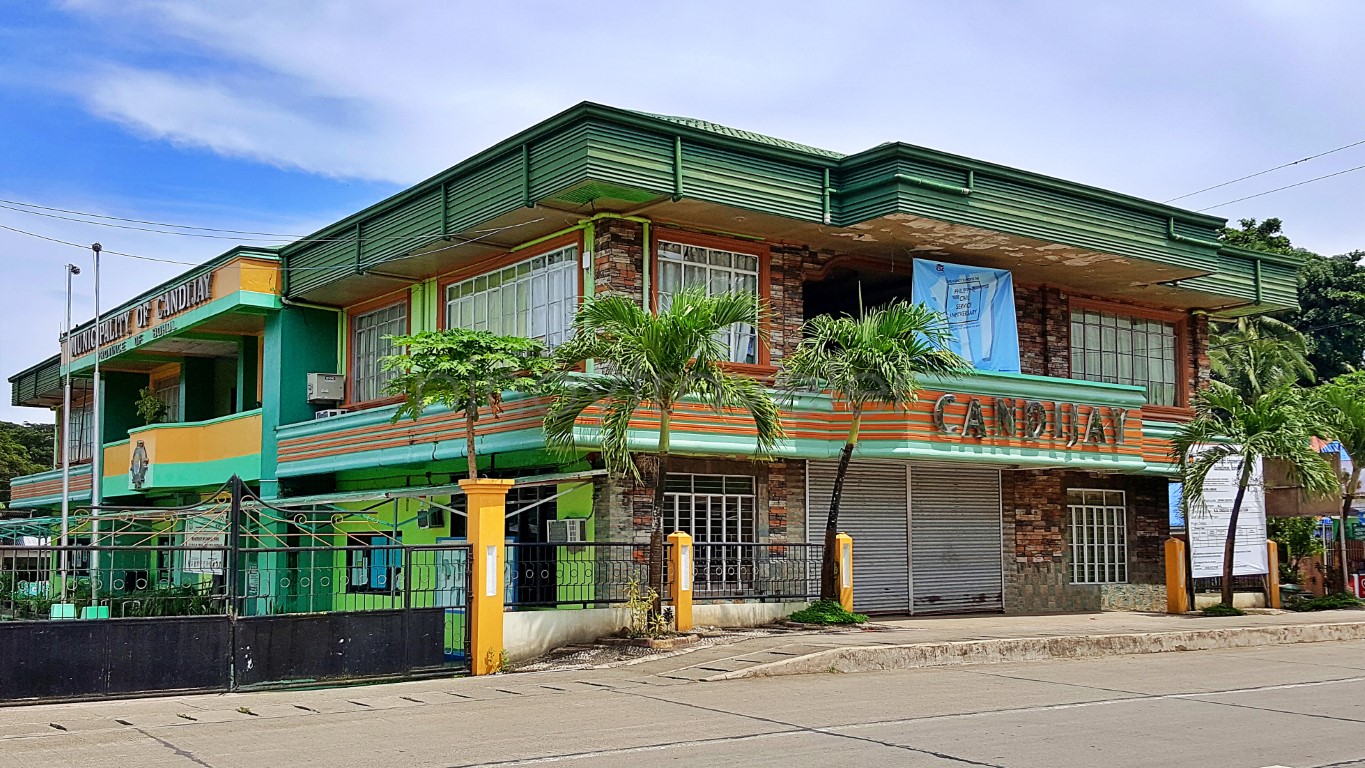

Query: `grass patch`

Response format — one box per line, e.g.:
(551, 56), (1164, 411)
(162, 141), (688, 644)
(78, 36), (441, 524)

(1201, 603), (1246, 617)
(789, 599), (868, 625)
(1286, 592), (1365, 612)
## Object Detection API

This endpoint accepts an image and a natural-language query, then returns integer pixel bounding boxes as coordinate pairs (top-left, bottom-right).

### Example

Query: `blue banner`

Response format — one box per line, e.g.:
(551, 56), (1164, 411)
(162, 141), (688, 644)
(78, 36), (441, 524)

(911, 259), (1020, 373)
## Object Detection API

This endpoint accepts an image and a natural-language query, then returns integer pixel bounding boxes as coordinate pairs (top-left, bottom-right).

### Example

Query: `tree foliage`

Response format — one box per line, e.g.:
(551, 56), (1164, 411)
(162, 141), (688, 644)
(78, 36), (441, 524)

(779, 301), (968, 599)
(1173, 384), (1337, 607)
(383, 328), (555, 479)
(1220, 217), (1295, 255)
(1208, 315), (1314, 399)
(0, 421), (53, 507)
(1286, 251), (1365, 380)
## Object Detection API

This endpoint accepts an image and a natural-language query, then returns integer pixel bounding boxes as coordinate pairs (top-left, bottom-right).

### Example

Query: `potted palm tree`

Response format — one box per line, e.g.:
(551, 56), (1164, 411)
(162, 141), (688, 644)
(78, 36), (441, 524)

(779, 301), (968, 602)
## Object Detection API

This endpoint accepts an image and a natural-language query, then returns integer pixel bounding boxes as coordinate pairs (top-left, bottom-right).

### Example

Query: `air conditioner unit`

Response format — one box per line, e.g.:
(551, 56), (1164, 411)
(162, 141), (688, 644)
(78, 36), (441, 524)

(546, 518), (587, 544)
(314, 408), (349, 420)
(306, 373), (345, 403)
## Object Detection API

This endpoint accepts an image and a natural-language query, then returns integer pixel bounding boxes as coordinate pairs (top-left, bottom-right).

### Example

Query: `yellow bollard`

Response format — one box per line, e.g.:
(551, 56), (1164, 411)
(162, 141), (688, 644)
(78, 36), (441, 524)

(1266, 540), (1281, 609)
(1165, 537), (1190, 614)
(461, 478), (514, 675)
(668, 531), (693, 632)
(835, 532), (854, 612)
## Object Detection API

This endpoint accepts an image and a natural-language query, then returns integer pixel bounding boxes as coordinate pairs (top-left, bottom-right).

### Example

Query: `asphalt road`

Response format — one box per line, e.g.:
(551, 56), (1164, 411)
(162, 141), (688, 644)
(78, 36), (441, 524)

(5, 641), (1365, 768)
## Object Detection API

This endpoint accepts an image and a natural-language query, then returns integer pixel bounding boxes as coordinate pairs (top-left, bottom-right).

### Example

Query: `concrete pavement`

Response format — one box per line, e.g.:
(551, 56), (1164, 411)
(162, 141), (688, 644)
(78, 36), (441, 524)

(4, 639), (1365, 766)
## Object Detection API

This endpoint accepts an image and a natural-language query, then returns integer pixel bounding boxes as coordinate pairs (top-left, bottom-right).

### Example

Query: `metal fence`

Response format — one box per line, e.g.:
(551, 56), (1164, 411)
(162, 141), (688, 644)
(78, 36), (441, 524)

(692, 542), (823, 603)
(1191, 574), (1267, 594)
(505, 541), (659, 608)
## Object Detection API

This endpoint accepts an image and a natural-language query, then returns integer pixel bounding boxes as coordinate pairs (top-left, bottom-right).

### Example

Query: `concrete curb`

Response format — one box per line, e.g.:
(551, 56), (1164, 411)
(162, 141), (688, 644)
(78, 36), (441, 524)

(700, 621), (1365, 681)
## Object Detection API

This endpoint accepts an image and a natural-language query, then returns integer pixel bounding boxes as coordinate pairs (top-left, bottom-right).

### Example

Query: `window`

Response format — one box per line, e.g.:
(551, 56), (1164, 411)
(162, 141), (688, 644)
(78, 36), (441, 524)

(351, 302), (407, 402)
(65, 393), (94, 463)
(657, 240), (760, 364)
(1070, 308), (1179, 406)
(662, 474), (756, 594)
(152, 375), (181, 423)
(1068, 489), (1128, 584)
(346, 534), (402, 593)
(445, 245), (577, 348)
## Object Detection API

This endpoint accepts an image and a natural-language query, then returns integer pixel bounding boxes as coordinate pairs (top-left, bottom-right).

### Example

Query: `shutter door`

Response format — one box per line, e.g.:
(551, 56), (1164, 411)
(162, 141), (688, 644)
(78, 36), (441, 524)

(909, 465), (1003, 614)
(807, 461), (908, 613)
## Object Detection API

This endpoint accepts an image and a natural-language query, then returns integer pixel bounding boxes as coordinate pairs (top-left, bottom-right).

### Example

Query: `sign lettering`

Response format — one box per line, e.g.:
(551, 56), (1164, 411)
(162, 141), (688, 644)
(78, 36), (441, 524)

(932, 392), (1130, 448)
(64, 272), (213, 358)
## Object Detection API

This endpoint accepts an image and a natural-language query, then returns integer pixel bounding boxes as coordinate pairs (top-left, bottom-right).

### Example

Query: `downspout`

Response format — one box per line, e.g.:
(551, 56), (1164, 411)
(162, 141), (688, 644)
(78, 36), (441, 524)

(1166, 217), (1223, 249)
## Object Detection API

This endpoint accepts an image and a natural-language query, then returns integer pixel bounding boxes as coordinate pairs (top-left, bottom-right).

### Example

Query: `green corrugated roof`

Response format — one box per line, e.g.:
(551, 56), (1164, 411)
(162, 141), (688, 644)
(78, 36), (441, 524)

(637, 112), (846, 160)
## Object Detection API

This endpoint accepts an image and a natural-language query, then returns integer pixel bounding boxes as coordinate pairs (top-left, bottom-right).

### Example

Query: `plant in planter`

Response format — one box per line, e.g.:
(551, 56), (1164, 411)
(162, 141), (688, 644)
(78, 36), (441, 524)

(788, 599), (868, 625)
(135, 387), (167, 425)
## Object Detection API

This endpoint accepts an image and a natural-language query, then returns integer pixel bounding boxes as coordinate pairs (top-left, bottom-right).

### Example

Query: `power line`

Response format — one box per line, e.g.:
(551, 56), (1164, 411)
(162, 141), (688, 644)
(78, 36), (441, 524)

(1165, 137), (1365, 203)
(0, 198), (312, 237)
(1194, 162), (1365, 212)
(0, 217), (545, 271)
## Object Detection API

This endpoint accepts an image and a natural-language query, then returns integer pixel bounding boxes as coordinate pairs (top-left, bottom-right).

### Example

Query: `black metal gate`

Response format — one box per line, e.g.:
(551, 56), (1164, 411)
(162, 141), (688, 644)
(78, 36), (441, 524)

(0, 481), (472, 704)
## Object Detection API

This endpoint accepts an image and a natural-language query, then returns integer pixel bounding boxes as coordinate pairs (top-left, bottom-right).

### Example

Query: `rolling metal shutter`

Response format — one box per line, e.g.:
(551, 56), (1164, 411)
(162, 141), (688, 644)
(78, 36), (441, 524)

(807, 461), (909, 613)
(909, 466), (1003, 614)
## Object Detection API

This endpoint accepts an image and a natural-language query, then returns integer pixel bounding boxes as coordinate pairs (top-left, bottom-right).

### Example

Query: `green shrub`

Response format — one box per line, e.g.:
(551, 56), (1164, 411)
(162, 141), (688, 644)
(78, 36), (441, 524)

(789, 599), (868, 625)
(1201, 603), (1246, 617)
(1286, 592), (1365, 612)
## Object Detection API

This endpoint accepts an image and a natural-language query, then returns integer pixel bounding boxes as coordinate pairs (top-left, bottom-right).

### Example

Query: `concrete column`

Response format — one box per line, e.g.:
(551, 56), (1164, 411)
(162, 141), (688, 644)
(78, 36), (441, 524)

(461, 478), (514, 675)
(1165, 538), (1190, 614)
(668, 531), (693, 631)
(836, 533), (854, 612)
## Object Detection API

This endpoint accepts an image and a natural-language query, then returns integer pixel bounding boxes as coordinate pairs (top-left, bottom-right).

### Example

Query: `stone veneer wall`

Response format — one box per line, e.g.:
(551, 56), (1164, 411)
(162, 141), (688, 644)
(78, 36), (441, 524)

(1002, 470), (1169, 614)
(592, 219), (645, 302)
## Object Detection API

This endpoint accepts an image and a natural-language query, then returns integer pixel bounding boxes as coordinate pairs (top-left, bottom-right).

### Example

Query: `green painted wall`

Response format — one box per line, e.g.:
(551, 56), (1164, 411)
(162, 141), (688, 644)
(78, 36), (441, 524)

(238, 335), (260, 411)
(260, 306), (339, 498)
(181, 358), (216, 423)
(101, 371), (147, 443)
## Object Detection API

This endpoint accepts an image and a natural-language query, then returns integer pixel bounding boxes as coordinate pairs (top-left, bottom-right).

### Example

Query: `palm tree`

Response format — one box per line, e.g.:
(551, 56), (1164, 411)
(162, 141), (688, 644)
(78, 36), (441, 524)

(383, 328), (555, 479)
(544, 288), (784, 612)
(1307, 376), (1365, 592)
(1209, 315), (1314, 400)
(779, 301), (969, 601)
(1174, 384), (1337, 608)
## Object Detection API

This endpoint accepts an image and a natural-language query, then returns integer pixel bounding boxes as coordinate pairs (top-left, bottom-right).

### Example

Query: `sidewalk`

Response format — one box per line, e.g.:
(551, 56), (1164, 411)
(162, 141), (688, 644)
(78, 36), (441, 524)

(657, 609), (1365, 680)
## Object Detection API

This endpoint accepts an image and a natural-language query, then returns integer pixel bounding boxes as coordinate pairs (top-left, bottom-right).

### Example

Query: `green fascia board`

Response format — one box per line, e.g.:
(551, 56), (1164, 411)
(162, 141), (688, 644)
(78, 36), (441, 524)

(281, 102), (1289, 309)
(65, 291), (282, 373)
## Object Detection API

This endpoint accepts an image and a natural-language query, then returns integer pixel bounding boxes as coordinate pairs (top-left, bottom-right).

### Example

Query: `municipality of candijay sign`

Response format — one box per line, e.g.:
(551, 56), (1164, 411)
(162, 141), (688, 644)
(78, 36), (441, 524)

(66, 272), (214, 359)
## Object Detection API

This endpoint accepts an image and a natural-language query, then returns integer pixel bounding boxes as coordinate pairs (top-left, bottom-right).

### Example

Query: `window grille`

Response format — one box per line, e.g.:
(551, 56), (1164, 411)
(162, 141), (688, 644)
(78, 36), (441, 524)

(1069, 309), (1178, 406)
(351, 303), (407, 402)
(656, 241), (759, 364)
(1068, 488), (1128, 584)
(445, 245), (578, 349)
(663, 473), (757, 594)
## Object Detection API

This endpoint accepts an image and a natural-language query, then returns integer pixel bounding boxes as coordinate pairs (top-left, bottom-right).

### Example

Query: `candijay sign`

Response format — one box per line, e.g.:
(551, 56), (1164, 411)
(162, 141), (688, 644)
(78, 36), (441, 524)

(932, 393), (1132, 447)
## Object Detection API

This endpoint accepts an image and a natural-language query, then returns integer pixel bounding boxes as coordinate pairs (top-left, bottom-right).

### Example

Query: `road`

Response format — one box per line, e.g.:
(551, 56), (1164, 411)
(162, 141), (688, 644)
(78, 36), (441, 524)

(4, 640), (1365, 768)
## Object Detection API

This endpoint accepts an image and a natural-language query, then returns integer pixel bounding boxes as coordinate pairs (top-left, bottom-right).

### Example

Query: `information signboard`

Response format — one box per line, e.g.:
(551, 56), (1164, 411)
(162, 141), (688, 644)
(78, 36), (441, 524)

(1187, 449), (1269, 578)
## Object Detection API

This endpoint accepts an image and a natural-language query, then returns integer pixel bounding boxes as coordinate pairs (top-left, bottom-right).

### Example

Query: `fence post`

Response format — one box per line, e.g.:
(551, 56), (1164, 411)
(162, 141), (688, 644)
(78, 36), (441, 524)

(460, 478), (514, 675)
(1266, 540), (1281, 609)
(227, 475), (243, 618)
(835, 533), (854, 611)
(1165, 537), (1190, 614)
(667, 531), (693, 632)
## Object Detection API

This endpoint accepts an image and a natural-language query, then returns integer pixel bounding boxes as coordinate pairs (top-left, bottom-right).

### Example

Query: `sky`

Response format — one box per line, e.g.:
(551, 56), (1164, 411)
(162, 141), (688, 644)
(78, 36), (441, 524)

(2, 0), (1364, 423)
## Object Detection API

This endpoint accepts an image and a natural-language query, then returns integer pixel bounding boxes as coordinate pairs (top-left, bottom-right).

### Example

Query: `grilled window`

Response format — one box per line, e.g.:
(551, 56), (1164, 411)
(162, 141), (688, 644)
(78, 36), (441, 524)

(663, 474), (756, 594)
(656, 241), (760, 364)
(1068, 489), (1128, 584)
(1070, 309), (1178, 406)
(445, 245), (577, 349)
(351, 303), (407, 402)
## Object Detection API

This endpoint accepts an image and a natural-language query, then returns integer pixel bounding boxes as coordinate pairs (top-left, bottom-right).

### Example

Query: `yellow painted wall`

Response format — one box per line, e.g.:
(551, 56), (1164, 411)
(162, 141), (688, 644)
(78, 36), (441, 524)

(128, 411), (262, 467)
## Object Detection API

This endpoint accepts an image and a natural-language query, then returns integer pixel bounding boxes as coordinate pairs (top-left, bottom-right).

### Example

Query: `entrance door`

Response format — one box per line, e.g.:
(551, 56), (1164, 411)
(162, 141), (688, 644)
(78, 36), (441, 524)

(909, 465), (1003, 614)
(807, 461), (909, 613)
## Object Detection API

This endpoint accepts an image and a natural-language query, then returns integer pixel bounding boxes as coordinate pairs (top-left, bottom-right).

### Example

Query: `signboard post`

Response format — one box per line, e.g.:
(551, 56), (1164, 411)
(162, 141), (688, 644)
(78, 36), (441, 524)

(1187, 450), (1269, 579)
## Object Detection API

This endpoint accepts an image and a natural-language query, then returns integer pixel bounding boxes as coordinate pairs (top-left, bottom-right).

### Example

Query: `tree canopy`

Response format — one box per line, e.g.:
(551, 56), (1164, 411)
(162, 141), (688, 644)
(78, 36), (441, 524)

(0, 421), (53, 507)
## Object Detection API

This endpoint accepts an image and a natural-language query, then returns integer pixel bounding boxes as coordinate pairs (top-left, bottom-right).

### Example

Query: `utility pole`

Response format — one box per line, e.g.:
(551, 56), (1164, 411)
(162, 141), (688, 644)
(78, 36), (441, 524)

(60, 262), (81, 602)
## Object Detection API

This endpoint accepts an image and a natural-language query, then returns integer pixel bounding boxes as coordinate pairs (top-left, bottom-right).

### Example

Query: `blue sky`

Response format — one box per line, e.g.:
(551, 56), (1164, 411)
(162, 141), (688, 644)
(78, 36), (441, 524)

(3, 0), (1365, 422)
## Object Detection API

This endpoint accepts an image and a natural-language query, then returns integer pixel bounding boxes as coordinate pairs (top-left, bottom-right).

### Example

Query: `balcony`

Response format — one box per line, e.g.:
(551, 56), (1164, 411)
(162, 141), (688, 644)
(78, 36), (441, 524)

(276, 371), (1182, 481)
(7, 464), (92, 508)
(114, 409), (264, 493)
